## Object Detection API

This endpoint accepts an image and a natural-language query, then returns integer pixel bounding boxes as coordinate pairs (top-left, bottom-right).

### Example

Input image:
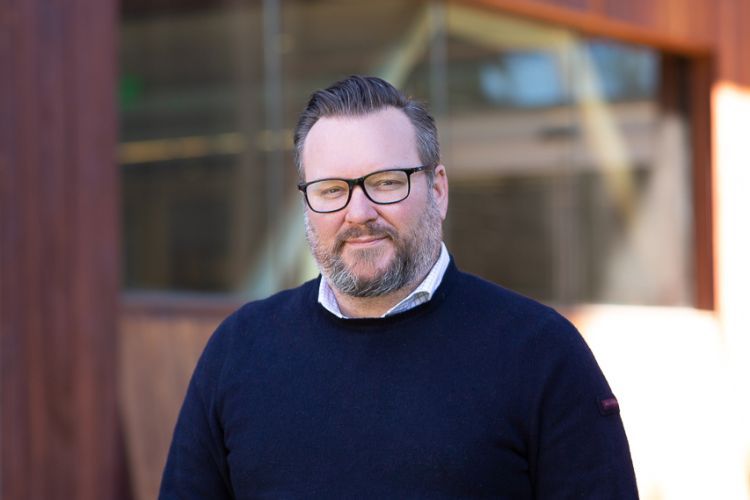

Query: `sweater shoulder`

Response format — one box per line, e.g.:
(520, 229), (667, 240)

(454, 270), (571, 329)
(233, 276), (319, 325)
(449, 268), (591, 361)
(195, 277), (318, 368)
(451, 269), (613, 407)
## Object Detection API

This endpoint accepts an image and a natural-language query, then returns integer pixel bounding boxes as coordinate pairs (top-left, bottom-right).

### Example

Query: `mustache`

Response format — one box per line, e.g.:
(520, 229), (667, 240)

(334, 222), (397, 253)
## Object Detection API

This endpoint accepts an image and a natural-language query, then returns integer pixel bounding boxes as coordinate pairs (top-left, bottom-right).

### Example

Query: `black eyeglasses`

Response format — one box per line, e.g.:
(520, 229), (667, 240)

(297, 165), (433, 214)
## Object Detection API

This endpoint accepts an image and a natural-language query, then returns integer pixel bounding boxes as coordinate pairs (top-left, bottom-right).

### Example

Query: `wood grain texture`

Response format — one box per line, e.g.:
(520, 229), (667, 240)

(463, 0), (713, 54)
(0, 0), (126, 498)
(118, 301), (235, 500)
(716, 0), (750, 85)
(689, 57), (715, 310)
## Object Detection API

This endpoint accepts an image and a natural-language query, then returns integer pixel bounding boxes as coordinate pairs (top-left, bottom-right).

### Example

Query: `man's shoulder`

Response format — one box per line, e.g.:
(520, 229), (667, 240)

(200, 277), (319, 354)
(184, 277), (321, 396)
(231, 276), (320, 325)
(451, 265), (604, 388)
(453, 266), (560, 319)
(450, 264), (579, 345)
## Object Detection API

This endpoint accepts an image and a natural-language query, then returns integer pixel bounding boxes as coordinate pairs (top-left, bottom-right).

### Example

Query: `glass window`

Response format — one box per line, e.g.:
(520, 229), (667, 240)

(120, 0), (695, 307)
(420, 5), (693, 306)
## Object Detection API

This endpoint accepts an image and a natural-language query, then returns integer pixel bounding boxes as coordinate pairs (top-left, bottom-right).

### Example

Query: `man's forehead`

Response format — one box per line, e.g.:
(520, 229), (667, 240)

(302, 107), (420, 178)
(308, 107), (413, 137)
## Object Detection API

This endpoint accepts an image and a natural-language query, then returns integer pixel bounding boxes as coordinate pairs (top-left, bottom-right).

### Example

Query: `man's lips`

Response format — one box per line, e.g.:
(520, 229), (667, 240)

(334, 223), (396, 253)
(344, 236), (388, 247)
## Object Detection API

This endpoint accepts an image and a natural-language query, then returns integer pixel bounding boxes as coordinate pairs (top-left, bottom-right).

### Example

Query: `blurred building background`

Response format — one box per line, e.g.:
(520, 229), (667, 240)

(3, 0), (750, 499)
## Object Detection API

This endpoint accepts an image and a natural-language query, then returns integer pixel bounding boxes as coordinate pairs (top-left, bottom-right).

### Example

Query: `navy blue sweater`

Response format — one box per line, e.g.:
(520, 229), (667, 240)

(160, 261), (638, 499)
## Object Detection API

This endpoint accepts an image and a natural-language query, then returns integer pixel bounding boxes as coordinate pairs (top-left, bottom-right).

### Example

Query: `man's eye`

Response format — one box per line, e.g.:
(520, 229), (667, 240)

(319, 186), (346, 198)
(373, 179), (405, 190)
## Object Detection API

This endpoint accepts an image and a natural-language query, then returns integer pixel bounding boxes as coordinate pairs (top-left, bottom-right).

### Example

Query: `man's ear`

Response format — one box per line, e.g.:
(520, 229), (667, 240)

(431, 164), (449, 220)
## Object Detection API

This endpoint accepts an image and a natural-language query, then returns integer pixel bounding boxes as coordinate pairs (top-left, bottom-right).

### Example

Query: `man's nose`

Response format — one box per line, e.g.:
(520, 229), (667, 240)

(344, 185), (378, 224)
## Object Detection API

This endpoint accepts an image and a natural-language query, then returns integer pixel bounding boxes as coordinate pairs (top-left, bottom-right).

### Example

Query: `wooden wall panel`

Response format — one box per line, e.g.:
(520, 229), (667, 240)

(118, 303), (233, 500)
(690, 56), (716, 311)
(602, 0), (659, 29)
(601, 0), (716, 43)
(468, 0), (712, 53)
(533, 0), (589, 12)
(0, 0), (127, 498)
(716, 0), (750, 86)
(494, 0), (724, 53)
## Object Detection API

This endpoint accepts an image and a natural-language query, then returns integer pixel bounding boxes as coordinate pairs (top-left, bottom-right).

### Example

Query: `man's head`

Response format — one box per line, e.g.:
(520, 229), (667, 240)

(294, 75), (440, 182)
(294, 76), (449, 298)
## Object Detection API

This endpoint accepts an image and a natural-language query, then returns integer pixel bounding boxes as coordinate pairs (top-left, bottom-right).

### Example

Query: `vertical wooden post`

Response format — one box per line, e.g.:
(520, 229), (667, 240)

(0, 0), (127, 498)
(689, 56), (715, 310)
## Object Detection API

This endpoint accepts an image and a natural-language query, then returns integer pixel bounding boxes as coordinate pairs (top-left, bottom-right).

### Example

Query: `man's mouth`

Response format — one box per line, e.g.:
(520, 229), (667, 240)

(333, 223), (396, 254)
(344, 235), (388, 248)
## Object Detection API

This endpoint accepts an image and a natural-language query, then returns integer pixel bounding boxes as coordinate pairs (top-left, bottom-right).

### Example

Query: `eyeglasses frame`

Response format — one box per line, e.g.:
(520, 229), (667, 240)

(297, 165), (434, 214)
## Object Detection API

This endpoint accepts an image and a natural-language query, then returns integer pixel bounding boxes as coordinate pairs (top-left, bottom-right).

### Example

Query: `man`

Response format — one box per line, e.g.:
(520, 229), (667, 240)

(160, 75), (639, 499)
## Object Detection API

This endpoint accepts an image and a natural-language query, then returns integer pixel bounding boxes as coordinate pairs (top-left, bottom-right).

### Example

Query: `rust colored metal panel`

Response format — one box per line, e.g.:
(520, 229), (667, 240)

(532, 0), (589, 12)
(689, 57), (716, 310)
(464, 0), (712, 54)
(602, 0), (659, 28)
(718, 0), (740, 82)
(1, 6), (31, 500)
(584, 0), (713, 46)
(0, 0), (127, 498)
(716, 0), (750, 86)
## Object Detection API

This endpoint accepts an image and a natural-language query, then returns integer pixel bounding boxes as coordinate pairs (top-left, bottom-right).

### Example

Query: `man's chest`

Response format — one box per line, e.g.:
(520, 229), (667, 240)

(217, 344), (532, 499)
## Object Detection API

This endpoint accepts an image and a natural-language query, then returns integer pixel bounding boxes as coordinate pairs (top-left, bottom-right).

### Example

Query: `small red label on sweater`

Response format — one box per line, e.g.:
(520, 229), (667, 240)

(598, 396), (620, 416)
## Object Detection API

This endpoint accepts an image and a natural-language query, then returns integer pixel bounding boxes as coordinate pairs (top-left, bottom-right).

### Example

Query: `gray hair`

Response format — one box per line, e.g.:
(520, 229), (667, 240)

(293, 75), (440, 181)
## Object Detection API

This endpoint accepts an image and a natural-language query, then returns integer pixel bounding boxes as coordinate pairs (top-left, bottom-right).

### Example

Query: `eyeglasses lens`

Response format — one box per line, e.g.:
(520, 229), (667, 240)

(306, 170), (409, 212)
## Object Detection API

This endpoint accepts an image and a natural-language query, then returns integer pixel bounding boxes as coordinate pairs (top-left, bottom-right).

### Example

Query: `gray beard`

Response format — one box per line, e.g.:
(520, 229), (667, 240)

(304, 196), (443, 298)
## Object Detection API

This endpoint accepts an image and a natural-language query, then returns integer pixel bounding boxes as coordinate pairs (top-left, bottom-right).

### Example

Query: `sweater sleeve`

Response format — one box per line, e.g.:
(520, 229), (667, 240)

(159, 319), (235, 499)
(529, 315), (639, 499)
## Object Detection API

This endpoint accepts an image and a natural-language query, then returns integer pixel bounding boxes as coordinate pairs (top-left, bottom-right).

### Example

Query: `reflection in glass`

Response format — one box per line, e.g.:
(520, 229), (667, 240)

(120, 1), (694, 307)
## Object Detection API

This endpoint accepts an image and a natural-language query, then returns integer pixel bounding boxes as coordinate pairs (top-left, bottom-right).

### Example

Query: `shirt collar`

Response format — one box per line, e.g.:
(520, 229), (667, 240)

(317, 242), (450, 319)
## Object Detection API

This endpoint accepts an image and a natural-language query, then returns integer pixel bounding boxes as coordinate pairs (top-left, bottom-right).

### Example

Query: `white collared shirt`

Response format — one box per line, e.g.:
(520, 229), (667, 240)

(317, 242), (450, 319)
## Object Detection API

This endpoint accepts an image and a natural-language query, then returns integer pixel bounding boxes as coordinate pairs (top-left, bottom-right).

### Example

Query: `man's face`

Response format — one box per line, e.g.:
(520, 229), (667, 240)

(301, 107), (448, 297)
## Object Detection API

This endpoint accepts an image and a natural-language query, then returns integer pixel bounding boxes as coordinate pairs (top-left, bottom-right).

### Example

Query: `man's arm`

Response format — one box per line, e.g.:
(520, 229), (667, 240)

(159, 325), (234, 499)
(529, 316), (639, 499)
